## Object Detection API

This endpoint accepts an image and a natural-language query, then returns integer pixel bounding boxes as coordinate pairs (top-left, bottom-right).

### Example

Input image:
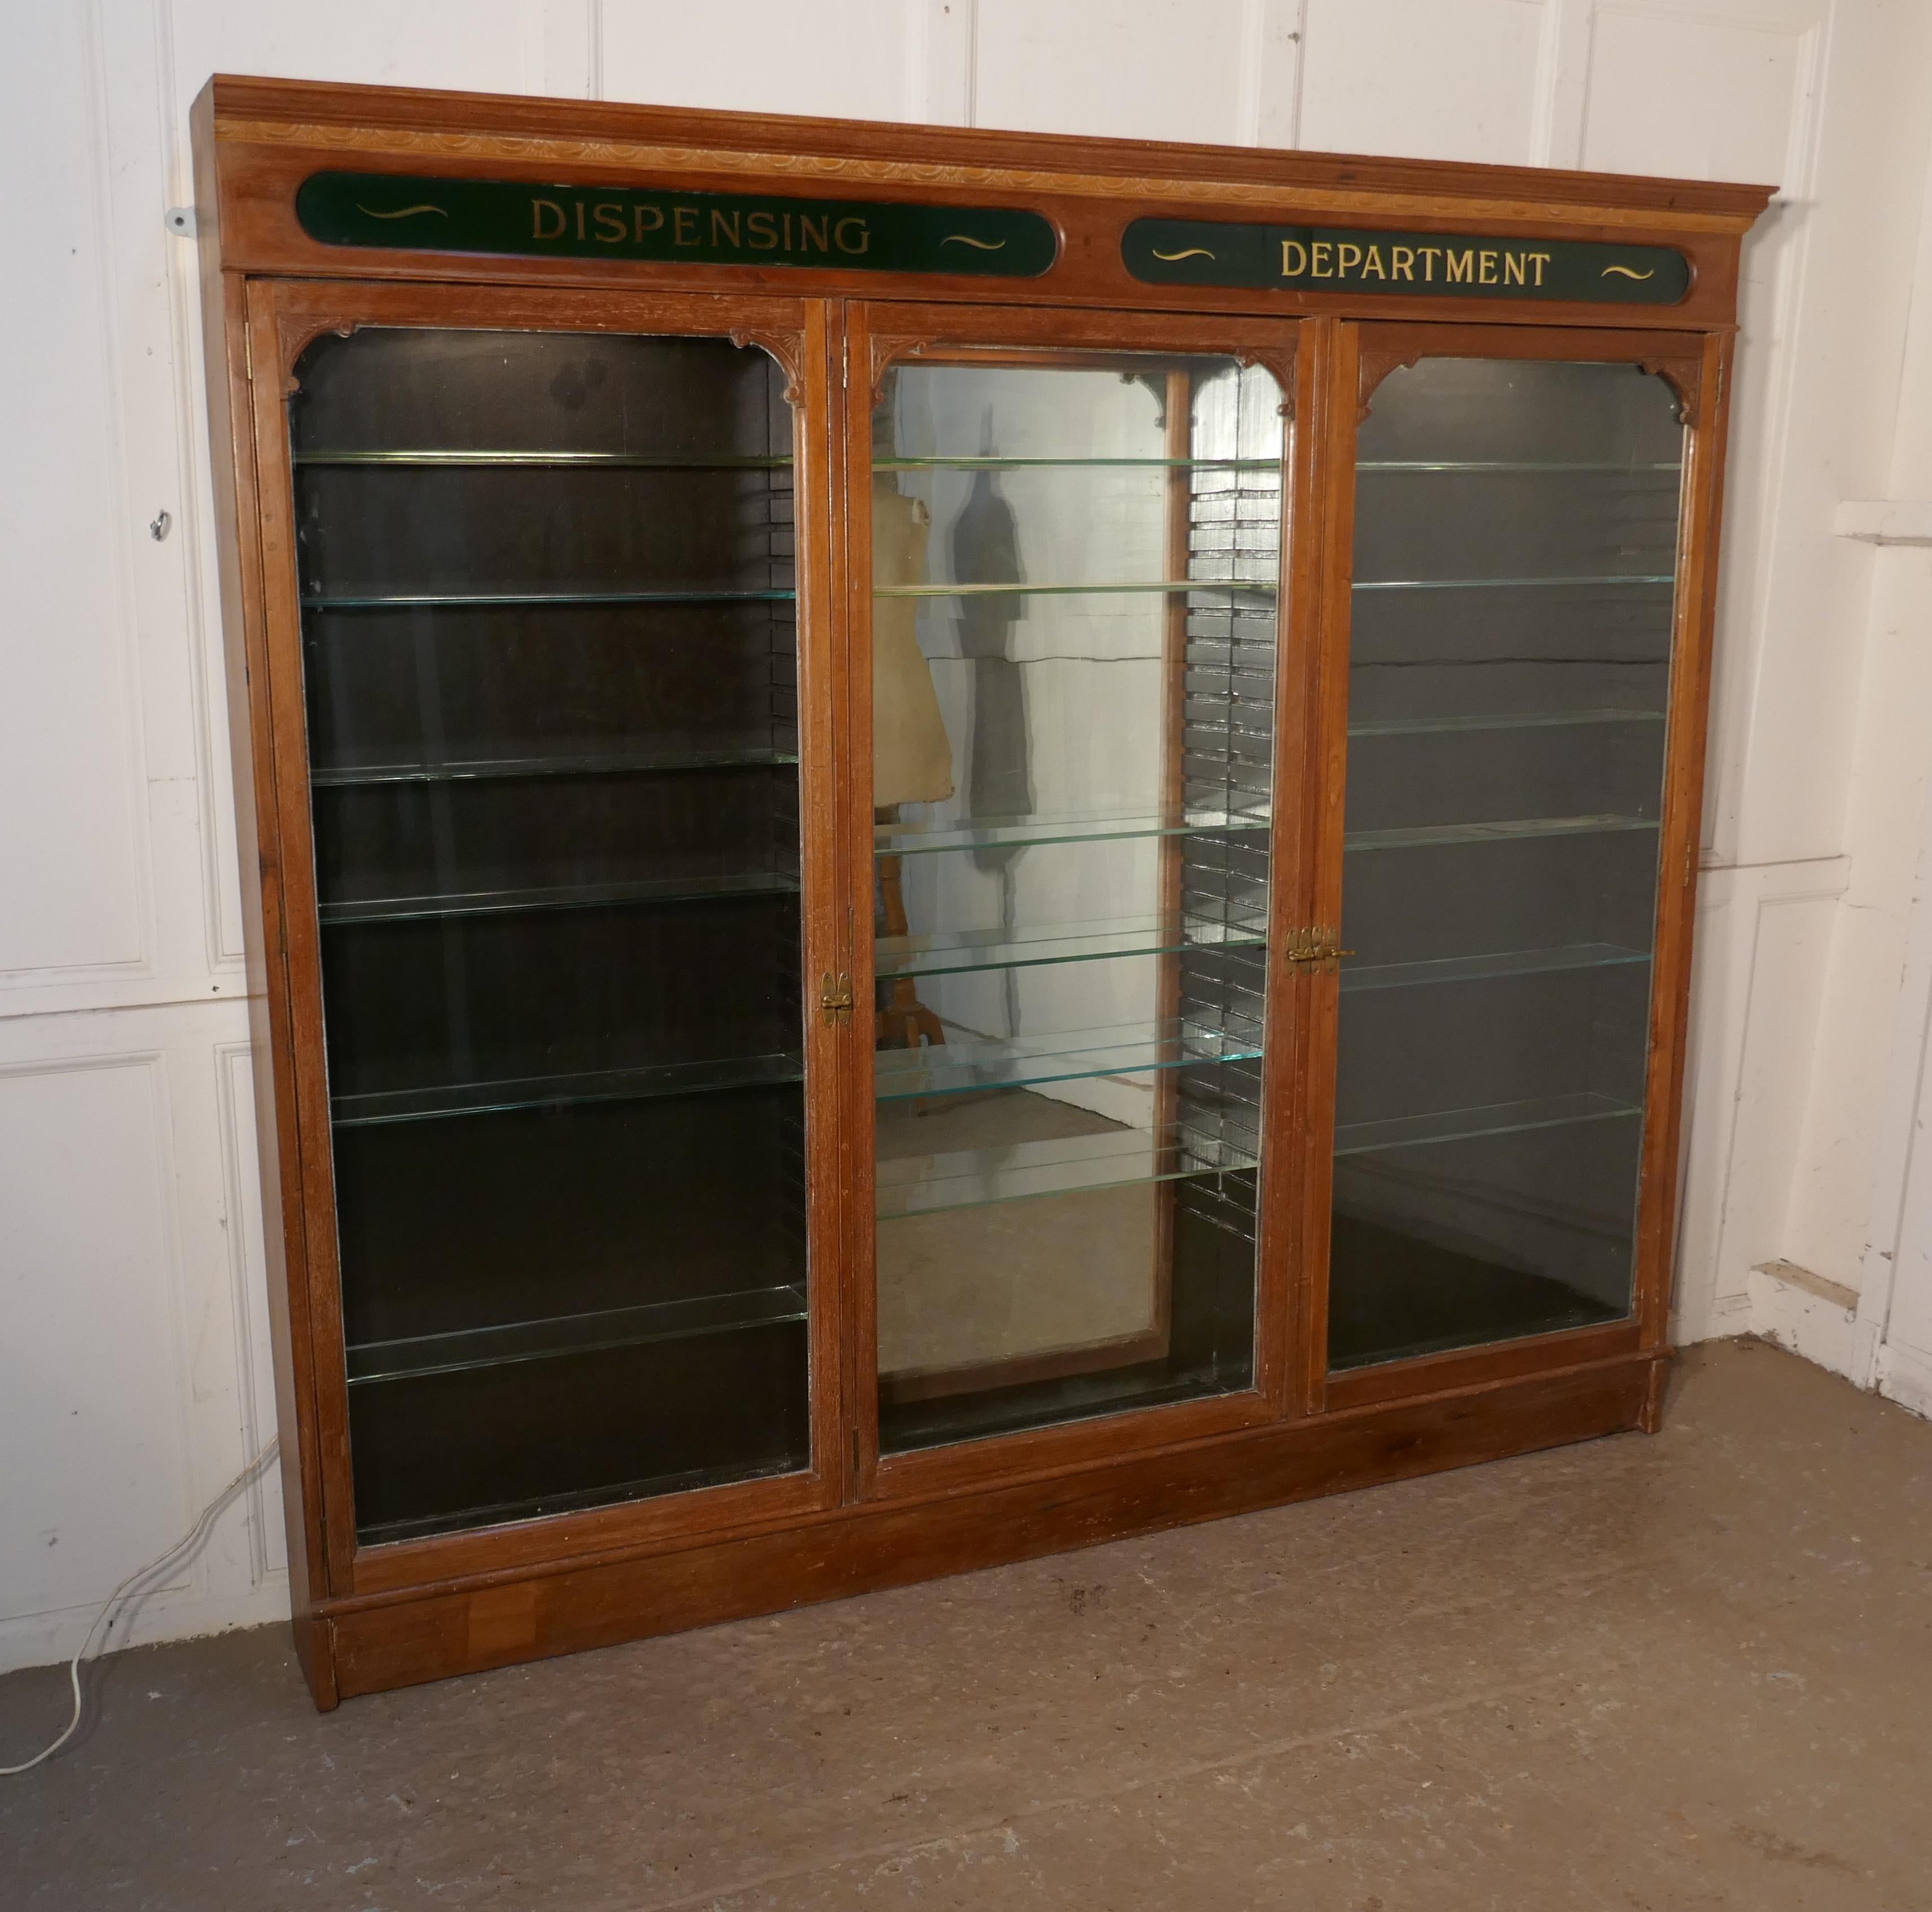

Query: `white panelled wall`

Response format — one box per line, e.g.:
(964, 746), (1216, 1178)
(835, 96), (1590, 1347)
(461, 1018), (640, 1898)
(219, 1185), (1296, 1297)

(5, 0), (1929, 1671)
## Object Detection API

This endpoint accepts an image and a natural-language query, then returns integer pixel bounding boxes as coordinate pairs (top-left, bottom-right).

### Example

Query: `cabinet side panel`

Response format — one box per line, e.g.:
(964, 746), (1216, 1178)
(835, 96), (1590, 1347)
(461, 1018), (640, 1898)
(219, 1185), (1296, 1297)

(1637, 330), (1735, 1368)
(192, 84), (336, 1709)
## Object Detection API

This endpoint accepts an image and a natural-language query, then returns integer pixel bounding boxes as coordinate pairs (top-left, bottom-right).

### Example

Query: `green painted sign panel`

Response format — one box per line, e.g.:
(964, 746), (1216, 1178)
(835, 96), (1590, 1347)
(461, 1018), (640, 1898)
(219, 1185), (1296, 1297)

(296, 171), (1059, 278)
(1123, 218), (1689, 304)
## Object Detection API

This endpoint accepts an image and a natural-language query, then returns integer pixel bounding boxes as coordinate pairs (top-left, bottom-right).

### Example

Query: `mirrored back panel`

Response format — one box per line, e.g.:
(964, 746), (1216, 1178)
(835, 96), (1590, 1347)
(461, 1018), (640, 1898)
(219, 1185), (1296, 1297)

(867, 350), (1288, 1453)
(291, 327), (811, 1542)
(1330, 356), (1684, 1372)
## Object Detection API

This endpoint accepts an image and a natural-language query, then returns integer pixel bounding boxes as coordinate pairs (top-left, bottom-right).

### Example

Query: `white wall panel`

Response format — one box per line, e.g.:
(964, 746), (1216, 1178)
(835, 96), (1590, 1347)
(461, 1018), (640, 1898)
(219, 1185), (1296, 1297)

(601, 1), (909, 120)
(0, 1057), (189, 1624)
(166, 0), (542, 101)
(0, 8), (147, 979)
(1299, 0), (1545, 164)
(972, 0), (1251, 144)
(1580, 7), (1801, 180)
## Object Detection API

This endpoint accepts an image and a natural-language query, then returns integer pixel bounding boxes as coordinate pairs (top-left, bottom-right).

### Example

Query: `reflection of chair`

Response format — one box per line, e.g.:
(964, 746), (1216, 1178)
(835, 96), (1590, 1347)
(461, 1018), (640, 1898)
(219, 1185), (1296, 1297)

(873, 478), (955, 1052)
(875, 811), (945, 1050)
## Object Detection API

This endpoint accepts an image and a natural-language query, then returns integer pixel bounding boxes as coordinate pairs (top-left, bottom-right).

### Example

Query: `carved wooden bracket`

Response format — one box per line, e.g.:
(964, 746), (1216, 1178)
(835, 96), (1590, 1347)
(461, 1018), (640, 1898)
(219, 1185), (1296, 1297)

(1233, 346), (1297, 423)
(1356, 345), (1424, 423)
(1636, 355), (1706, 432)
(727, 327), (802, 407)
(276, 318), (359, 395)
(867, 336), (938, 411)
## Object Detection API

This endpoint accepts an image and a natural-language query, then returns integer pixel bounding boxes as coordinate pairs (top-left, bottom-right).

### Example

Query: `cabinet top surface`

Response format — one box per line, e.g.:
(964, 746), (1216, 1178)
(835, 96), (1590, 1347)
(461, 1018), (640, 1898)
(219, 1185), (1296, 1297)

(195, 74), (1772, 325)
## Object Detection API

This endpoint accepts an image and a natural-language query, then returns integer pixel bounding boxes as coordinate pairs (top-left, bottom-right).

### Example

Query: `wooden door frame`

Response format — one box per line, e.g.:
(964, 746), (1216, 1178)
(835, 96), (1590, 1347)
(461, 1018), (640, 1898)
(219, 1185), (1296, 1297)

(1302, 319), (1732, 1416)
(838, 298), (1321, 1506)
(234, 276), (855, 1605)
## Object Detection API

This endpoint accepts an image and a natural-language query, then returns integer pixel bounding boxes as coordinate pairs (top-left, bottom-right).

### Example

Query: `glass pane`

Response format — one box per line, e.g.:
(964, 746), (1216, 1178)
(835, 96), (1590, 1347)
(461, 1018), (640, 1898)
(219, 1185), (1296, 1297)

(1329, 357), (1683, 1371)
(870, 353), (1284, 1453)
(292, 327), (809, 1542)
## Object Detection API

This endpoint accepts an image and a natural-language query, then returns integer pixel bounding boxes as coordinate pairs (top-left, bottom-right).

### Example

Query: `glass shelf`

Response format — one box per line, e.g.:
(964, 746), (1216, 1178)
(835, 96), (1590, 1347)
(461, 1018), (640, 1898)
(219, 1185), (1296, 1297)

(318, 871), (799, 928)
(877, 802), (1271, 856)
(1347, 708), (1665, 739)
(1356, 460), (1682, 474)
(877, 1128), (1258, 1220)
(332, 1052), (804, 1128)
(877, 907), (1269, 981)
(1334, 1091), (1641, 1158)
(1342, 942), (1651, 994)
(875, 456), (1279, 471)
(345, 1284), (809, 1386)
(875, 579), (1278, 599)
(875, 1016), (1263, 1104)
(297, 451), (794, 469)
(311, 748), (798, 788)
(1352, 574), (1675, 593)
(1345, 813), (1658, 854)
(303, 588), (797, 610)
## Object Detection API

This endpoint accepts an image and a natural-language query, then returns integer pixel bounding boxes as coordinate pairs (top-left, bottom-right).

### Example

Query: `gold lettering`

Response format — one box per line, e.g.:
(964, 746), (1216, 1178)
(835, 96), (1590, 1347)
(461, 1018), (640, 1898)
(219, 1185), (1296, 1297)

(834, 217), (870, 254)
(709, 209), (741, 248)
(1337, 241), (1363, 276)
(633, 205), (665, 241)
(592, 203), (626, 244)
(1478, 249), (1498, 284)
(1530, 252), (1551, 285)
(747, 210), (779, 249)
(798, 214), (830, 253)
(673, 206), (700, 247)
(1361, 244), (1386, 279)
(531, 199), (565, 241)
(1280, 239), (1308, 277)
(1504, 252), (1526, 286)
(574, 201), (587, 241)
(1311, 240), (1334, 278)
(1391, 245), (1415, 281)
(1444, 248), (1474, 284)
(1419, 245), (1442, 282)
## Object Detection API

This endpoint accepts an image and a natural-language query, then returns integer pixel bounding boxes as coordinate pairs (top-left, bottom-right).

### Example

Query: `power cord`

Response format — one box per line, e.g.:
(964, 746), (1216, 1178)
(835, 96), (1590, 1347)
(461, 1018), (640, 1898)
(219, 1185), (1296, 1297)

(1, 1435), (281, 1777)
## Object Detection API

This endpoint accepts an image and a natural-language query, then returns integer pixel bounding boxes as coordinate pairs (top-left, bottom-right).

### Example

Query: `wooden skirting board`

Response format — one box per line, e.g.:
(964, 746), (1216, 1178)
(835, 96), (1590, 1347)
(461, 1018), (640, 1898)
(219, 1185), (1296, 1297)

(317, 1356), (1656, 1703)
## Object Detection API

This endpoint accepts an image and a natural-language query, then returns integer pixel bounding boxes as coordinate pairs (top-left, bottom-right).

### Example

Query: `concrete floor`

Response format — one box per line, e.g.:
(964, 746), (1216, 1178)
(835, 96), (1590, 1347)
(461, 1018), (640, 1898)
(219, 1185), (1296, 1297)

(3, 1337), (1929, 1910)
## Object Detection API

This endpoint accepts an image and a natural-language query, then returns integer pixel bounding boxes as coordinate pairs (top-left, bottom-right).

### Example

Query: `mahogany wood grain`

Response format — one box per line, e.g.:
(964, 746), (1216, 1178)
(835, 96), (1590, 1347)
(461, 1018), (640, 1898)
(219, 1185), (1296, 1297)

(323, 1355), (1652, 1699)
(191, 80), (1769, 1707)
(1326, 1320), (1643, 1413)
(197, 76), (1768, 336)
(1289, 322), (1364, 1418)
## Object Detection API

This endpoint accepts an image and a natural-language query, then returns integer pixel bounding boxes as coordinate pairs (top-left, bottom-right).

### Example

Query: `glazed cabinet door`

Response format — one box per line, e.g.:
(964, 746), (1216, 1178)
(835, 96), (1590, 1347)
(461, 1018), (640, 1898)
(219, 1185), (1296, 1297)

(245, 283), (845, 1575)
(1313, 326), (1719, 1400)
(844, 305), (1311, 1486)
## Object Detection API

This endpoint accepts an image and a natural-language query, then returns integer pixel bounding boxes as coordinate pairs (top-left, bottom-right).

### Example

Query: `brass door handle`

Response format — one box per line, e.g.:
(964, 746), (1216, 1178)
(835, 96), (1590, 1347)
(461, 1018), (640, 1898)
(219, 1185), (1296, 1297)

(819, 972), (855, 1023)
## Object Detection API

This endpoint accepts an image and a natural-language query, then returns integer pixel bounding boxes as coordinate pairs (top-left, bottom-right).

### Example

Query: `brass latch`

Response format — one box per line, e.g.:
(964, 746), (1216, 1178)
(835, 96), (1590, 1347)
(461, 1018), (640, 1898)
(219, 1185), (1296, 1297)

(1283, 925), (1354, 973)
(819, 972), (855, 1023)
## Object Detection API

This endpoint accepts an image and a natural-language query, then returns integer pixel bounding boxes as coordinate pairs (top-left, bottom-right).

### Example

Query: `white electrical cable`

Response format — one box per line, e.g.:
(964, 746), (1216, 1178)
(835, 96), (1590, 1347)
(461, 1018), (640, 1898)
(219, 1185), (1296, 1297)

(1, 1435), (281, 1777)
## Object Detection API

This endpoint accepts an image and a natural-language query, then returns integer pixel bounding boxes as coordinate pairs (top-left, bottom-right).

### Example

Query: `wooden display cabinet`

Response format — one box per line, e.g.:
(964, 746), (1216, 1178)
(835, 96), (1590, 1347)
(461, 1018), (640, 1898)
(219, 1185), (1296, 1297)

(191, 74), (1771, 1707)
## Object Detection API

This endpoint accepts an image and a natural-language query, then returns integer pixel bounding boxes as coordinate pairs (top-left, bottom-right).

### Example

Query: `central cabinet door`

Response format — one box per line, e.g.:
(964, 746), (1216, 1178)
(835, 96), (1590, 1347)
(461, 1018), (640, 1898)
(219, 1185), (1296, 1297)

(846, 309), (1304, 1473)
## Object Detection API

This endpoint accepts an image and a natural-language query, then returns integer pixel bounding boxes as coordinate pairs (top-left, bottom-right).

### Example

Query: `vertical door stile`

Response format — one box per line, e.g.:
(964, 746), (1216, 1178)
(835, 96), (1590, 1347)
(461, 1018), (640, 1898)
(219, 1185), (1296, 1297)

(798, 296), (847, 1507)
(245, 284), (362, 1597)
(1280, 318), (1360, 1419)
(1634, 330), (1729, 1374)
(841, 301), (884, 1499)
